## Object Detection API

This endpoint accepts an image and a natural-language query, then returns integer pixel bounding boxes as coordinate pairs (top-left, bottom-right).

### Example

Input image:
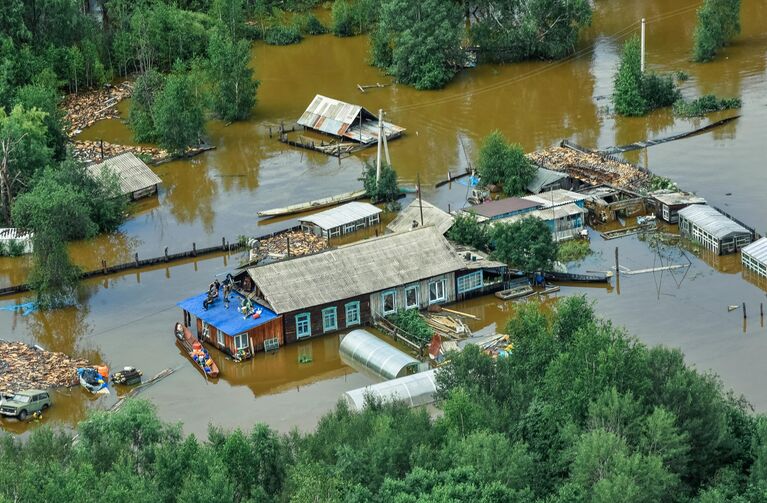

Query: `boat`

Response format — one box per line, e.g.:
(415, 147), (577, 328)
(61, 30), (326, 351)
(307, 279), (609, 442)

(495, 284), (535, 300)
(537, 285), (561, 296)
(174, 322), (219, 378)
(257, 189), (367, 218)
(77, 367), (110, 394)
(543, 271), (612, 283)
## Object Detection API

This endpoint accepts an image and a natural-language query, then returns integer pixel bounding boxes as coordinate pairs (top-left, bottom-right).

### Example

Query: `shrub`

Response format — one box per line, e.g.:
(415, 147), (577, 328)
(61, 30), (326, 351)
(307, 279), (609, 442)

(613, 37), (681, 116)
(387, 308), (433, 345)
(556, 239), (591, 263)
(693, 0), (741, 62)
(361, 162), (399, 203)
(264, 24), (302, 45)
(447, 213), (491, 251)
(298, 14), (326, 35)
(672, 95), (742, 117)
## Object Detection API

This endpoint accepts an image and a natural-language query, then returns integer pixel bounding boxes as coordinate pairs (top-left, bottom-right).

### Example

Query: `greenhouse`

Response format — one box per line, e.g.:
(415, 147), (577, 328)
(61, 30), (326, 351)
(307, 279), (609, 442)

(339, 329), (419, 379)
(344, 369), (438, 411)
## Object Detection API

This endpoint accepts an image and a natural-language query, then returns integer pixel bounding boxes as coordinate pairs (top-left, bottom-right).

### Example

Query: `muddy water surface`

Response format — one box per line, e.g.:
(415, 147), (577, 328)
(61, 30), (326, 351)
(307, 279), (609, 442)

(1, 0), (766, 434)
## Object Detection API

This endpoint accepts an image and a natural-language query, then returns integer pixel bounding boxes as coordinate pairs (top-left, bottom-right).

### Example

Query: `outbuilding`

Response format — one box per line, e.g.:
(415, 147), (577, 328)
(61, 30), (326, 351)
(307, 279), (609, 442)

(343, 368), (437, 410)
(526, 167), (573, 194)
(495, 203), (588, 242)
(467, 197), (541, 222)
(87, 152), (162, 200)
(0, 228), (33, 255)
(650, 191), (706, 224)
(299, 201), (382, 238)
(742, 238), (767, 277)
(386, 199), (455, 235)
(678, 205), (753, 255)
(339, 329), (420, 379)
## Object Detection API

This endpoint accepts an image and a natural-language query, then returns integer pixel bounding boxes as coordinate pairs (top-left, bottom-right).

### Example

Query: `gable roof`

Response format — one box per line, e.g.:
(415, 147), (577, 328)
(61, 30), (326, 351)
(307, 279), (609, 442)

(87, 152), (162, 196)
(526, 167), (569, 194)
(247, 226), (466, 313)
(386, 200), (455, 235)
(678, 205), (751, 240)
(469, 197), (541, 220)
(297, 94), (405, 144)
(524, 189), (585, 208)
(743, 238), (767, 264)
(299, 202), (382, 231)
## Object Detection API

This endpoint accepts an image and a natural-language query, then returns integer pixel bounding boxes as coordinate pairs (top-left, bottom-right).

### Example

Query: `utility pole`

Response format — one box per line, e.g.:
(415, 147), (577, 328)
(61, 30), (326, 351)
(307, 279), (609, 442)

(376, 109), (383, 184)
(417, 173), (424, 227)
(641, 18), (646, 73)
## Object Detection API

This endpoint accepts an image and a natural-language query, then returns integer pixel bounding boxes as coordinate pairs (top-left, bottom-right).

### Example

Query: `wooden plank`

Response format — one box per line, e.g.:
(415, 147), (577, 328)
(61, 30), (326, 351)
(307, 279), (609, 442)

(440, 307), (480, 320)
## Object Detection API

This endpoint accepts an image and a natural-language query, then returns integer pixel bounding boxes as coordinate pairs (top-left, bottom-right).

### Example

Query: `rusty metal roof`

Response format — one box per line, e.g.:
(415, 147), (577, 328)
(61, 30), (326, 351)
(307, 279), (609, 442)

(297, 95), (405, 144)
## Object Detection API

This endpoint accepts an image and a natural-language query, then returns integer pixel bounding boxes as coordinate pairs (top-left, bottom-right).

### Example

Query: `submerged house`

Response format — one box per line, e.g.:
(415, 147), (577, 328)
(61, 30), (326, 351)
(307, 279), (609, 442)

(386, 199), (455, 235)
(526, 167), (573, 194)
(678, 205), (753, 255)
(466, 197), (541, 223)
(87, 152), (162, 200)
(297, 94), (405, 145)
(650, 191), (706, 224)
(494, 203), (588, 242)
(742, 238), (767, 278)
(234, 226), (507, 345)
(299, 202), (382, 238)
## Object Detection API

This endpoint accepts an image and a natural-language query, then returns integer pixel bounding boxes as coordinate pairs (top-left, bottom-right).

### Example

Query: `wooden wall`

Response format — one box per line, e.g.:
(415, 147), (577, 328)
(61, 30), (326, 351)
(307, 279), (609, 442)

(282, 295), (370, 345)
(368, 273), (456, 316)
(195, 315), (284, 356)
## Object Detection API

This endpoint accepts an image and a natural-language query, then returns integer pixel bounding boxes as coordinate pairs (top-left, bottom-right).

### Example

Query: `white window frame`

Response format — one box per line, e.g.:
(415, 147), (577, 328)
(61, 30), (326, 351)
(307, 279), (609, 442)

(381, 290), (397, 315)
(201, 321), (210, 340)
(428, 279), (446, 304)
(216, 330), (225, 346)
(404, 285), (419, 309)
(233, 333), (249, 351)
(457, 271), (483, 294)
(345, 301), (360, 327)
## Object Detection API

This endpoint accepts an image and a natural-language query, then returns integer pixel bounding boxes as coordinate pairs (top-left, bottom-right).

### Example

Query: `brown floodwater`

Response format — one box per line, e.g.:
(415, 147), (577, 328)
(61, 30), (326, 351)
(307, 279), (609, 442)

(1, 0), (766, 435)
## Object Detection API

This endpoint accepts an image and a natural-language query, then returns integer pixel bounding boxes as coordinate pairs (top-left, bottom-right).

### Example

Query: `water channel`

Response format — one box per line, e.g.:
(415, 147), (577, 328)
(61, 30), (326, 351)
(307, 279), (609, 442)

(0, 0), (766, 435)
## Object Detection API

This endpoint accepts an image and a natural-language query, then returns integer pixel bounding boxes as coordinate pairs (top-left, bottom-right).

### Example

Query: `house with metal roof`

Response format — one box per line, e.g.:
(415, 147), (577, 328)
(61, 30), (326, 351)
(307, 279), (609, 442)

(742, 238), (767, 278)
(466, 197), (541, 222)
(0, 228), (33, 255)
(526, 167), (572, 194)
(524, 189), (586, 209)
(678, 205), (753, 255)
(495, 203), (588, 242)
(386, 199), (454, 235)
(87, 152), (162, 200)
(650, 191), (706, 223)
(234, 226), (507, 345)
(299, 202), (382, 238)
(297, 94), (405, 145)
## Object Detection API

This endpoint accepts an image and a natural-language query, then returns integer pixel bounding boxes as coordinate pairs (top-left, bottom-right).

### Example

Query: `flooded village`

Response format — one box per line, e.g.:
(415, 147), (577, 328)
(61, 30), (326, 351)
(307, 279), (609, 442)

(1, 0), (767, 444)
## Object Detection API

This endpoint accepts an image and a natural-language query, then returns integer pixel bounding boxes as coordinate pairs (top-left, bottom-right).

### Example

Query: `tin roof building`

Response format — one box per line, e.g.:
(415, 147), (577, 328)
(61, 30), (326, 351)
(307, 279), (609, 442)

(297, 95), (405, 145)
(651, 191), (706, 223)
(87, 152), (162, 200)
(299, 202), (382, 238)
(386, 200), (455, 235)
(678, 205), (753, 255)
(742, 238), (767, 277)
(467, 197), (541, 222)
(526, 167), (571, 194)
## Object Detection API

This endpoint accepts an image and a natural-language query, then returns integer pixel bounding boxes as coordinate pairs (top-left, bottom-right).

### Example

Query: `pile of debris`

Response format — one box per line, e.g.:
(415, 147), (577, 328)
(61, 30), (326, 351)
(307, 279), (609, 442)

(71, 140), (159, 163)
(71, 140), (168, 165)
(62, 82), (133, 136)
(0, 341), (90, 393)
(422, 313), (470, 339)
(251, 230), (328, 262)
(528, 147), (650, 190)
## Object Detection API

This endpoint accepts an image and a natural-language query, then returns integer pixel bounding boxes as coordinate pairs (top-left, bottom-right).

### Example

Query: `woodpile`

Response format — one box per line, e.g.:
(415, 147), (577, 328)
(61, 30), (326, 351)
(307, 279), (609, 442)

(422, 313), (470, 339)
(62, 82), (133, 137)
(0, 341), (90, 393)
(528, 147), (650, 190)
(256, 230), (328, 259)
(72, 140), (167, 165)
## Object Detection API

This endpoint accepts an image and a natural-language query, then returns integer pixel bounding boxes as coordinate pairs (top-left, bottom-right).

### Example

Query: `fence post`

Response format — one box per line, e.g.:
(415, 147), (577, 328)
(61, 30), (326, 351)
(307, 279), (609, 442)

(164, 247), (169, 262)
(222, 237), (226, 251)
(192, 242), (197, 257)
(102, 259), (107, 275)
(134, 253), (139, 267)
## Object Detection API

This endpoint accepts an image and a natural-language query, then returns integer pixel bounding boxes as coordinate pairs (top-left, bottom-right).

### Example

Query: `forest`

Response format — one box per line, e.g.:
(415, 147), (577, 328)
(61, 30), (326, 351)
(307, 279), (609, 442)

(1, 297), (766, 502)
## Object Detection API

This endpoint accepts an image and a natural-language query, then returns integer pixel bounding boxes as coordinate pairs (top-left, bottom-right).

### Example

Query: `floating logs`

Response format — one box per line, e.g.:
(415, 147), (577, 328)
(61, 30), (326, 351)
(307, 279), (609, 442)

(71, 140), (168, 165)
(0, 341), (90, 394)
(527, 147), (651, 190)
(256, 231), (328, 259)
(62, 82), (133, 137)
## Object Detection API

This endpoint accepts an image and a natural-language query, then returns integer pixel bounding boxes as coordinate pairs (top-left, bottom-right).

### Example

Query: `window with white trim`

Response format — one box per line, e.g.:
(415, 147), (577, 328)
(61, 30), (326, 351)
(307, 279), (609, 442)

(457, 271), (483, 294)
(234, 333), (249, 351)
(404, 285), (419, 309)
(345, 302), (360, 326)
(381, 290), (396, 315)
(216, 330), (224, 346)
(201, 321), (210, 340)
(296, 313), (311, 339)
(428, 279), (446, 303)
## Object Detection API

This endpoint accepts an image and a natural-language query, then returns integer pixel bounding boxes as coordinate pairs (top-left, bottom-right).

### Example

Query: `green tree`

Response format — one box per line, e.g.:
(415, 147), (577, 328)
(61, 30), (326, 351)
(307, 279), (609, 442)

(129, 69), (165, 143)
(693, 0), (741, 62)
(447, 212), (491, 251)
(361, 162), (399, 203)
(209, 0), (246, 39)
(152, 66), (206, 156)
(613, 37), (680, 117)
(491, 217), (558, 272)
(13, 84), (67, 161)
(207, 29), (259, 121)
(476, 130), (535, 196)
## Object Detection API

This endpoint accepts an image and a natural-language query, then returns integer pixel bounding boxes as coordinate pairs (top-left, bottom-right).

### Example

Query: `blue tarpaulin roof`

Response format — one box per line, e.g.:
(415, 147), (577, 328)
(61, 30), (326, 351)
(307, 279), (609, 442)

(177, 290), (279, 336)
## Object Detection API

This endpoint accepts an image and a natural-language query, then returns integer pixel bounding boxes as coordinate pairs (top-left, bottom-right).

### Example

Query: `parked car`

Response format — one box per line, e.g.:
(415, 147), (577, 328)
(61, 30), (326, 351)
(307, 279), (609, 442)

(0, 389), (51, 420)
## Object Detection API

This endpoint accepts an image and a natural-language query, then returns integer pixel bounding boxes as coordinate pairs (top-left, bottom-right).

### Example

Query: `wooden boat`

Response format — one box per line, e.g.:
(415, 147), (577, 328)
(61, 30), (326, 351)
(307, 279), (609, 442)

(174, 323), (219, 378)
(257, 189), (367, 218)
(537, 285), (561, 296)
(495, 284), (534, 300)
(543, 271), (612, 283)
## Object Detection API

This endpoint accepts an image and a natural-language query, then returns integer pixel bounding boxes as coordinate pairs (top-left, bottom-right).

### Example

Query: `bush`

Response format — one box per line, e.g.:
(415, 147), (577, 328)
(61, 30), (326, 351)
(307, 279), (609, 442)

(447, 213), (491, 251)
(491, 218), (558, 272)
(648, 175), (678, 191)
(387, 308), (433, 345)
(476, 130), (535, 196)
(361, 162), (399, 203)
(0, 239), (26, 257)
(264, 23), (302, 45)
(672, 95), (742, 117)
(613, 37), (680, 116)
(331, 0), (376, 37)
(556, 239), (591, 263)
(298, 14), (326, 35)
(693, 0), (741, 62)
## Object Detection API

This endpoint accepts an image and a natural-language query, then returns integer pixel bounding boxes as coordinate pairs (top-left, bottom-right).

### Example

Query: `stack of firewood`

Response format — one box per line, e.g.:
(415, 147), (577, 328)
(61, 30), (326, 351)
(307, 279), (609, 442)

(257, 231), (328, 258)
(62, 82), (133, 136)
(71, 140), (168, 165)
(0, 341), (90, 393)
(528, 147), (650, 190)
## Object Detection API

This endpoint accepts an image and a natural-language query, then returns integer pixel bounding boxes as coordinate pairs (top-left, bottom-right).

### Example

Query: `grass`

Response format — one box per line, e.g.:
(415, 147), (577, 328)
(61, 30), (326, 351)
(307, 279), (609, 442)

(557, 239), (592, 263)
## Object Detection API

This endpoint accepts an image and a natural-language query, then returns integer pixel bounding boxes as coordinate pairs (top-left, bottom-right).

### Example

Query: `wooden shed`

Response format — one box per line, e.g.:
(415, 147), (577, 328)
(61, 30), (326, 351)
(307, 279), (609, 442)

(299, 202), (382, 238)
(650, 191), (706, 223)
(297, 95), (405, 145)
(678, 205), (753, 255)
(87, 152), (162, 200)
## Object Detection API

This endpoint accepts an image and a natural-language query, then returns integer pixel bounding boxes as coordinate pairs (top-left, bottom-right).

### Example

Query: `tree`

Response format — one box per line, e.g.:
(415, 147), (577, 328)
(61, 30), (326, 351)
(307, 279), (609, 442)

(491, 217), (558, 272)
(613, 37), (680, 117)
(0, 104), (52, 225)
(129, 69), (165, 143)
(446, 212), (491, 251)
(14, 84), (67, 161)
(209, 0), (245, 39)
(693, 0), (741, 62)
(152, 65), (206, 156)
(207, 29), (258, 121)
(371, 0), (463, 90)
(476, 130), (535, 196)
(470, 0), (593, 63)
(361, 162), (399, 203)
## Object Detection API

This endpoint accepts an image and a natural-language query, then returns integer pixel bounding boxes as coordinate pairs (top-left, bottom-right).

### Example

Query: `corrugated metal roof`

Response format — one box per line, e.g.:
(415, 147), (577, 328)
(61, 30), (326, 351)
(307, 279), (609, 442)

(247, 226), (466, 313)
(495, 202), (586, 225)
(299, 202), (382, 231)
(469, 197), (541, 219)
(387, 200), (455, 235)
(297, 94), (404, 144)
(651, 191), (706, 206)
(524, 189), (585, 208)
(526, 167), (568, 194)
(742, 237), (767, 264)
(87, 152), (162, 196)
(678, 205), (751, 240)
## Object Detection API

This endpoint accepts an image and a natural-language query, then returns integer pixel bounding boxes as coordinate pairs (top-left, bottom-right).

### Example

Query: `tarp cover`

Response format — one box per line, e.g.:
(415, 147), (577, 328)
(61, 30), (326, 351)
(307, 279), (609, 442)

(177, 290), (278, 336)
